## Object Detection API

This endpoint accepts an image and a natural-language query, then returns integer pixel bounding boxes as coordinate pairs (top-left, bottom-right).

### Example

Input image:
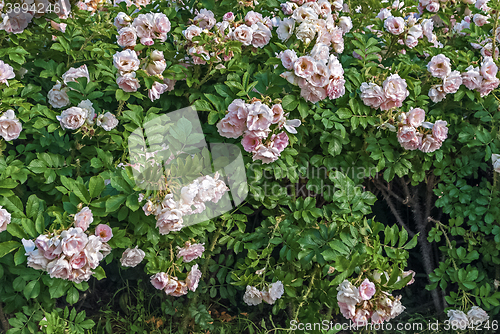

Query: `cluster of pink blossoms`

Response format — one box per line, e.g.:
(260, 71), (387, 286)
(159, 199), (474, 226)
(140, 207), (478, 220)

(150, 243), (204, 297)
(143, 172), (228, 235)
(428, 54), (499, 101)
(216, 99), (301, 163)
(360, 74), (409, 111)
(396, 108), (448, 153)
(182, 9), (273, 66)
(278, 0), (351, 51)
(337, 279), (405, 325)
(0, 60), (22, 141)
(113, 12), (176, 101)
(376, 7), (441, 48)
(53, 66), (118, 132)
(280, 51), (345, 103)
(23, 207), (113, 283)
(0, 0), (70, 34)
(243, 281), (284, 306)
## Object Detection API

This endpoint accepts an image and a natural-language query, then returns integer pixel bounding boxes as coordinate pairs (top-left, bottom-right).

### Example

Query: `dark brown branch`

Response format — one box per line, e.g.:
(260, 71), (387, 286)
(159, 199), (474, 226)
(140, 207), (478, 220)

(373, 178), (406, 204)
(0, 303), (10, 332)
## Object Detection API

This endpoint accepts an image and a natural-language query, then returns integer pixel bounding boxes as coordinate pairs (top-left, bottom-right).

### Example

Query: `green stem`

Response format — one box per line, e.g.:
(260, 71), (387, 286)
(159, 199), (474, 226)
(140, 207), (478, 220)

(293, 265), (320, 323)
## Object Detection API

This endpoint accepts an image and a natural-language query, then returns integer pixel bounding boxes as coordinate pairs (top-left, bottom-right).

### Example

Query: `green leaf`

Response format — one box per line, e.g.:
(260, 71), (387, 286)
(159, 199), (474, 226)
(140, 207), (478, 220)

(106, 194), (127, 213)
(66, 287), (80, 304)
(0, 241), (22, 258)
(93, 266), (106, 280)
(24, 280), (41, 299)
(89, 176), (105, 198)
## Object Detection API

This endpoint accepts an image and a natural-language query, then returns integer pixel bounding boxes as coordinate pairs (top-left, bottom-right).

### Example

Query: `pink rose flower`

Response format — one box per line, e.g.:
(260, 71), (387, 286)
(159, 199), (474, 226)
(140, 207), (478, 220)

(194, 9), (216, 29)
(47, 257), (71, 280)
(432, 120), (448, 142)
(406, 108), (425, 127)
(427, 54), (452, 79)
(293, 56), (316, 78)
(462, 66), (482, 90)
(241, 131), (263, 152)
(74, 207), (93, 231)
(271, 104), (284, 124)
(428, 85), (446, 103)
(360, 82), (385, 109)
(121, 246), (145, 267)
(405, 35), (418, 48)
(182, 25), (202, 41)
(271, 132), (289, 153)
(300, 83), (327, 103)
(247, 102), (273, 131)
(278, 50), (298, 70)
(480, 56), (498, 80)
(0, 110), (22, 141)
(70, 251), (87, 269)
(426, 2), (440, 12)
(479, 78), (500, 97)
(443, 70), (462, 94)
(359, 279), (376, 300)
(186, 264), (202, 292)
(4, 11), (33, 34)
(338, 302), (356, 320)
(326, 78), (346, 99)
(114, 12), (132, 30)
(245, 11), (263, 25)
(62, 65), (90, 86)
(380, 74), (409, 110)
(61, 227), (88, 257)
(420, 134), (442, 153)
(353, 309), (370, 326)
(311, 43), (330, 61)
(113, 49), (140, 73)
(400, 132), (423, 150)
(148, 82), (168, 102)
(117, 72), (140, 92)
(57, 107), (87, 130)
(0, 206), (11, 233)
(95, 224), (113, 242)
(473, 14), (489, 26)
(308, 63), (330, 88)
(117, 27), (137, 47)
(177, 242), (205, 262)
(164, 276), (179, 295)
(252, 145), (280, 164)
(251, 23), (272, 48)
(151, 272), (169, 290)
(376, 8), (392, 20)
(0, 61), (15, 86)
(153, 13), (171, 37)
(384, 16), (405, 35)
(233, 25), (254, 46)
(397, 126), (417, 143)
(223, 12), (235, 22)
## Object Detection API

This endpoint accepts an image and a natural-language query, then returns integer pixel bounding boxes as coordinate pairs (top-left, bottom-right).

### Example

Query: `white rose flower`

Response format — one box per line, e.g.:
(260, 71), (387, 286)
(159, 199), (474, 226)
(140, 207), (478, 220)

(243, 286), (262, 306)
(467, 306), (489, 324)
(295, 22), (316, 44)
(48, 82), (70, 109)
(121, 246), (146, 267)
(0, 205), (11, 233)
(447, 309), (469, 330)
(77, 99), (95, 125)
(97, 112), (119, 131)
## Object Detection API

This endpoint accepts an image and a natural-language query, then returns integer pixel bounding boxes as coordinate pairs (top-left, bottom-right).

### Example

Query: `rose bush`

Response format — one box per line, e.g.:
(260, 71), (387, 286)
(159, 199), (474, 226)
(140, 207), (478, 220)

(0, 0), (499, 332)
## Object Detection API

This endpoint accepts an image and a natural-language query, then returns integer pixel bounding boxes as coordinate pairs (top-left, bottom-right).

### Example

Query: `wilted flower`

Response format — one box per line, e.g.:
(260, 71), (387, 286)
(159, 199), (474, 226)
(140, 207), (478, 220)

(120, 246), (146, 267)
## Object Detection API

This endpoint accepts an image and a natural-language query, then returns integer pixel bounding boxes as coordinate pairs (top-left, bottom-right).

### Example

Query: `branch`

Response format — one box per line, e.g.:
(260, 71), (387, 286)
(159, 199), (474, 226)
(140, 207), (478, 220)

(0, 303), (10, 332)
(373, 178), (406, 204)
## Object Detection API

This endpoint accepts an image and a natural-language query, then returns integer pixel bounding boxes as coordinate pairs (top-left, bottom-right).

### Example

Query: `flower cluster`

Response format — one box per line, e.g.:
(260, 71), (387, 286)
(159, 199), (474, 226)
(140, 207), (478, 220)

(0, 0), (70, 34)
(57, 98), (118, 133)
(181, 9), (272, 67)
(114, 12), (175, 101)
(278, 0), (351, 51)
(447, 306), (490, 330)
(337, 279), (405, 325)
(396, 108), (448, 153)
(280, 51), (345, 103)
(462, 56), (499, 98)
(360, 74), (409, 111)
(113, 0), (150, 9)
(143, 172), (229, 235)
(377, 9), (439, 48)
(151, 263), (202, 297)
(23, 207), (112, 283)
(0, 206), (11, 233)
(216, 99), (301, 163)
(242, 281), (284, 306)
(427, 54), (462, 102)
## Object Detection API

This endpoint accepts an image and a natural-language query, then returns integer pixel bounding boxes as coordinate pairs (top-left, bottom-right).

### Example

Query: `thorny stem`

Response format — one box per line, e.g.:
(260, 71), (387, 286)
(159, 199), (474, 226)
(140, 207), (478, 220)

(293, 265), (320, 324)
(260, 217), (282, 286)
(429, 217), (458, 271)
